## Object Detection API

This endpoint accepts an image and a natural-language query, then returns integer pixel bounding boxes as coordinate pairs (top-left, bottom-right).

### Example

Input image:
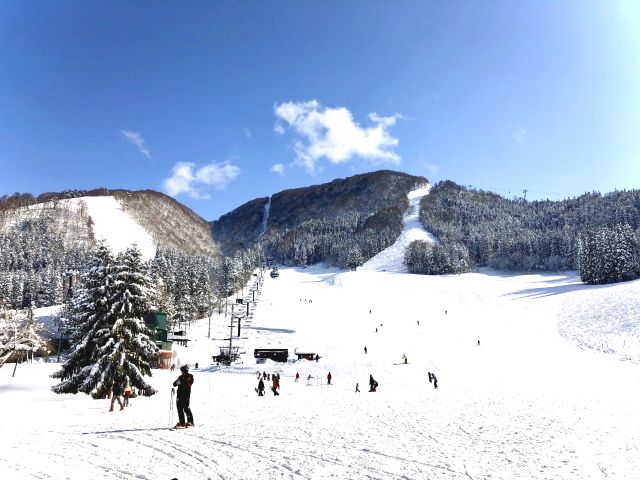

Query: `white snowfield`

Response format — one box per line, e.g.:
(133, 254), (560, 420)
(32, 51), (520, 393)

(363, 185), (438, 273)
(72, 196), (156, 261)
(2, 266), (639, 480)
(2, 187), (639, 479)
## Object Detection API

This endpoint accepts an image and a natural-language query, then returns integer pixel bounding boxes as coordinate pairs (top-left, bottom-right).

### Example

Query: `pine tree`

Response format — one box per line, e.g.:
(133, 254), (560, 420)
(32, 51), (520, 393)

(51, 242), (115, 393)
(52, 243), (158, 398)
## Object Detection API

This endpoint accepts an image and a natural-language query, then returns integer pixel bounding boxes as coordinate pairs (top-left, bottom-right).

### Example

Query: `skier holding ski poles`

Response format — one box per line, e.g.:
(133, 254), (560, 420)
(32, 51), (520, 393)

(172, 365), (194, 428)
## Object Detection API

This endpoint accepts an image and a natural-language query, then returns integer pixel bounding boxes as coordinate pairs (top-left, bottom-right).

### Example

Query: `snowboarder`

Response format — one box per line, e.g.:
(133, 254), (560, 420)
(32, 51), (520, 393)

(355, 383), (360, 393)
(271, 375), (280, 395)
(364, 346), (367, 354)
(295, 372), (300, 382)
(402, 354), (408, 364)
(257, 378), (265, 396)
(172, 365), (194, 427)
(327, 372), (332, 385)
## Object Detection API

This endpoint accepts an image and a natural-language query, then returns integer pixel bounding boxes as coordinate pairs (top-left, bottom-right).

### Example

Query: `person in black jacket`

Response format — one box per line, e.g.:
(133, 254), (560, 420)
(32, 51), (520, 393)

(173, 365), (194, 427)
(257, 378), (265, 396)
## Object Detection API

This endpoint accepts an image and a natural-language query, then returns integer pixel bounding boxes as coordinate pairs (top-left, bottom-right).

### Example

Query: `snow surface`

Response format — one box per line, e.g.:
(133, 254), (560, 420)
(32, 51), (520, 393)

(2, 266), (640, 479)
(3, 190), (640, 479)
(362, 185), (438, 273)
(71, 196), (156, 260)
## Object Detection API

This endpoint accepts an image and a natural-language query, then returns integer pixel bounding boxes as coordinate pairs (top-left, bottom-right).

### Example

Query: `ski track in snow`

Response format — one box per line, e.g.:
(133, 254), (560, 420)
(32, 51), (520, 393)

(3, 265), (640, 479)
(362, 185), (438, 273)
(72, 196), (156, 261)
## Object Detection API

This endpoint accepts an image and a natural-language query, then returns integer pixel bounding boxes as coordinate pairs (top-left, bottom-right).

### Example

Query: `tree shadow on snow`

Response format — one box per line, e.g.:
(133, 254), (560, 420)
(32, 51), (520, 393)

(505, 280), (626, 299)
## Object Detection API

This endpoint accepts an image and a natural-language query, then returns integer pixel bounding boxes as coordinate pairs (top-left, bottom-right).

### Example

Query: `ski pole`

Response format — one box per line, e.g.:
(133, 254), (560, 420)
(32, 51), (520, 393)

(169, 388), (175, 428)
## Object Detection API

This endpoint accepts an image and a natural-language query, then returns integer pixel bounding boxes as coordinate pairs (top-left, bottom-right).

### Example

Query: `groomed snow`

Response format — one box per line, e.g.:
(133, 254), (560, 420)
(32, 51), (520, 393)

(362, 185), (438, 273)
(2, 266), (639, 479)
(72, 196), (156, 261)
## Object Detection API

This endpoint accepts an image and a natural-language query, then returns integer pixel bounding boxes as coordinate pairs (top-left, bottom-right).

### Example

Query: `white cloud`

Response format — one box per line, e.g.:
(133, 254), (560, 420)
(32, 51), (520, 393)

(270, 163), (285, 176)
(121, 130), (151, 159)
(274, 100), (401, 172)
(162, 161), (241, 199)
(514, 126), (529, 143)
(244, 127), (252, 139)
(273, 123), (285, 135)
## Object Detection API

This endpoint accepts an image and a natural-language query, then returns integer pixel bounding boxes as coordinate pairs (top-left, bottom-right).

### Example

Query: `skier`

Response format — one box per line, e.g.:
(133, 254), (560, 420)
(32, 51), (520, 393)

(170, 364), (175, 372)
(123, 382), (132, 407)
(428, 372), (433, 383)
(417, 320), (420, 326)
(257, 377), (265, 396)
(195, 362), (199, 369)
(172, 365), (194, 427)
(306, 374), (312, 385)
(364, 346), (367, 354)
(355, 383), (360, 393)
(295, 372), (300, 382)
(369, 375), (378, 392)
(402, 354), (407, 364)
(272, 374), (280, 396)
(433, 374), (438, 389)
(109, 386), (124, 412)
(315, 354), (319, 362)
(477, 340), (481, 346)
(327, 372), (332, 385)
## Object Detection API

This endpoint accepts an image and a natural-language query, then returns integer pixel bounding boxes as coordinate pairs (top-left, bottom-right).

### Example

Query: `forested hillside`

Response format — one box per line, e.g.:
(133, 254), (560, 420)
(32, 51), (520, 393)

(213, 170), (427, 269)
(413, 180), (640, 283)
(0, 190), (220, 311)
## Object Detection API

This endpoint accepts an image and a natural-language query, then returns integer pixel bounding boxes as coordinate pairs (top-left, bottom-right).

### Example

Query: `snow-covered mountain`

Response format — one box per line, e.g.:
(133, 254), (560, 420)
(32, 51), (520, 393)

(0, 189), (220, 260)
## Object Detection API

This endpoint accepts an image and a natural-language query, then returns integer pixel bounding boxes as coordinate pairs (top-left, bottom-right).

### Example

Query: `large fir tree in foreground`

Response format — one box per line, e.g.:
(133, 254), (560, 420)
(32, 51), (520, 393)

(52, 243), (158, 398)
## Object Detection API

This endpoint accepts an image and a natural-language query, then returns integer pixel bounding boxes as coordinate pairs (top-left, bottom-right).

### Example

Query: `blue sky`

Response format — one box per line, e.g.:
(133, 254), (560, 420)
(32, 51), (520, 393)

(1, 1), (639, 220)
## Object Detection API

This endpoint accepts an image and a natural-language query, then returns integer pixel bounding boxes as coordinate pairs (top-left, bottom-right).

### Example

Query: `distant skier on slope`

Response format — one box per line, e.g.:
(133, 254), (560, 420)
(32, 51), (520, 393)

(364, 346), (368, 354)
(173, 365), (194, 427)
(295, 372), (300, 382)
(327, 372), (332, 385)
(257, 377), (265, 396)
(369, 375), (378, 392)
(272, 374), (280, 396)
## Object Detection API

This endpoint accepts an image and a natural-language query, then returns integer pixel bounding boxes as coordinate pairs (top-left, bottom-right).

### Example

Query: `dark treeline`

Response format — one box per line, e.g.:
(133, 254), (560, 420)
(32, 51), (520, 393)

(410, 180), (640, 283)
(261, 206), (403, 269)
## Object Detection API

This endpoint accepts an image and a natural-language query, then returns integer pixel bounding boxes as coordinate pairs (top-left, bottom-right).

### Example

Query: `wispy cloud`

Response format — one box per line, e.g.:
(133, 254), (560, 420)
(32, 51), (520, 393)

(274, 99), (401, 172)
(244, 127), (252, 139)
(270, 163), (285, 176)
(121, 130), (151, 159)
(514, 126), (529, 143)
(162, 161), (241, 199)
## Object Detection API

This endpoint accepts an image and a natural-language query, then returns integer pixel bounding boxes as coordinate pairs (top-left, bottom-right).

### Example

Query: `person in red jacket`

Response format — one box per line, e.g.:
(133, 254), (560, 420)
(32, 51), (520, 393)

(173, 365), (194, 427)
(271, 374), (280, 396)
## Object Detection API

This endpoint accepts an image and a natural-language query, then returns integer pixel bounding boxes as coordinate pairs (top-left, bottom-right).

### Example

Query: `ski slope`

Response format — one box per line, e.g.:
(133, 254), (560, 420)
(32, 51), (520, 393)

(362, 185), (438, 273)
(72, 196), (156, 260)
(2, 265), (640, 479)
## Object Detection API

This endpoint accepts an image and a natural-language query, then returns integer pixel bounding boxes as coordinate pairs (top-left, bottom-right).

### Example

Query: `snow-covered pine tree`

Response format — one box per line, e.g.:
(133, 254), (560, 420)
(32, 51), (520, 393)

(51, 241), (115, 393)
(84, 244), (158, 399)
